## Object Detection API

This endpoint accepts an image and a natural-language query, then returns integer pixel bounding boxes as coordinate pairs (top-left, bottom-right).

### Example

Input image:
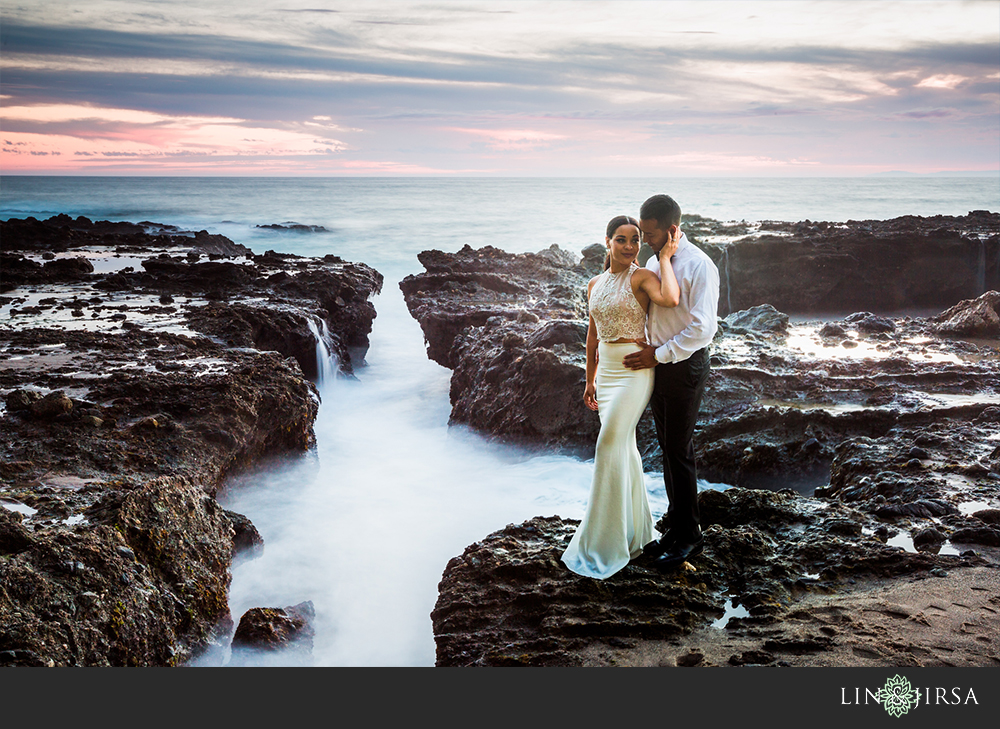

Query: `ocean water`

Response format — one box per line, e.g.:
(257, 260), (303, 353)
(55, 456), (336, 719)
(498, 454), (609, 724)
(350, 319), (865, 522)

(2, 176), (998, 667)
(3, 176), (998, 281)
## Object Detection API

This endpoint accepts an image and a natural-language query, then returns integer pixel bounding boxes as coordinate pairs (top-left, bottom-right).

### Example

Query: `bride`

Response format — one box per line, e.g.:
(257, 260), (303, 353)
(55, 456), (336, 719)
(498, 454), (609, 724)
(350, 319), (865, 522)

(561, 214), (680, 579)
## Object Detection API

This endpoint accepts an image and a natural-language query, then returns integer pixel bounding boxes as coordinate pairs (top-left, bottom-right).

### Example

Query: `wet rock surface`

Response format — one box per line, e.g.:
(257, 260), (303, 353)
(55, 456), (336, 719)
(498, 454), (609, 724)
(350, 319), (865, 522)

(683, 210), (1000, 317)
(228, 600), (316, 666)
(2, 215), (383, 377)
(399, 243), (599, 455)
(1, 215), (382, 666)
(401, 213), (1000, 667)
(694, 294), (1000, 497)
(432, 491), (1000, 667)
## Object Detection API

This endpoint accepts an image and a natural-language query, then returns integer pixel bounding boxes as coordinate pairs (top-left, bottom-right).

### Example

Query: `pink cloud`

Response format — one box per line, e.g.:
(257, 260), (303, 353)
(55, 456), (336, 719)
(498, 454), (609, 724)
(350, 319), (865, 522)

(916, 74), (968, 90)
(0, 103), (350, 173)
(445, 127), (567, 151)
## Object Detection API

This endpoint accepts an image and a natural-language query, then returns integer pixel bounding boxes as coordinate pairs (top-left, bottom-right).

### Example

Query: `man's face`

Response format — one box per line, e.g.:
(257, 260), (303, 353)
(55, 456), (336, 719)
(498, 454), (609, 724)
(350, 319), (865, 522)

(639, 218), (676, 254)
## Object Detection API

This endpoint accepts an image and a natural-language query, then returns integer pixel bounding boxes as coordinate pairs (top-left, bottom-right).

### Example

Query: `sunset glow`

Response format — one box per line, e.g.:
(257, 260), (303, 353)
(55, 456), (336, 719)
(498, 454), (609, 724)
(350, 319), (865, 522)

(1, 0), (997, 176)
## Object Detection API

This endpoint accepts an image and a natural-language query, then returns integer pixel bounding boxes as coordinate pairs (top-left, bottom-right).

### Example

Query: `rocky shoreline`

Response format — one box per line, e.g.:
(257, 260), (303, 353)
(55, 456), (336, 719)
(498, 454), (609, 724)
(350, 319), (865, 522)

(1, 215), (382, 666)
(399, 212), (1000, 667)
(3, 210), (999, 668)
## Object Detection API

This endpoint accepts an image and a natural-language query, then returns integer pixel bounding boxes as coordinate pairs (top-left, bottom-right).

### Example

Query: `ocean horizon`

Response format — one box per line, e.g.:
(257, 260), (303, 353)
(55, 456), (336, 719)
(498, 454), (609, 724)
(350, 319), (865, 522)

(3, 175), (998, 277)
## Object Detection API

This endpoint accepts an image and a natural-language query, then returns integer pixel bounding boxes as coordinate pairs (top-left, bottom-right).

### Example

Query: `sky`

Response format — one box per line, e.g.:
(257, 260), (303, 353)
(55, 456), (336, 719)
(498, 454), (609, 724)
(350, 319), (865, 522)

(0, 0), (998, 176)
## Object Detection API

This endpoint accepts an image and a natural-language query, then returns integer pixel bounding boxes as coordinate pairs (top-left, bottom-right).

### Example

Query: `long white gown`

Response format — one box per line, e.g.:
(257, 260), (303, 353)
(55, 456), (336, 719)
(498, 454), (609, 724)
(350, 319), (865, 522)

(561, 266), (656, 579)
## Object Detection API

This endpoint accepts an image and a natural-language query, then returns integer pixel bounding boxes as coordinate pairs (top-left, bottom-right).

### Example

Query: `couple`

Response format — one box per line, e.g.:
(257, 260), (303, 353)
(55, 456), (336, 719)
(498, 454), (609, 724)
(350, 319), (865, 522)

(561, 194), (721, 580)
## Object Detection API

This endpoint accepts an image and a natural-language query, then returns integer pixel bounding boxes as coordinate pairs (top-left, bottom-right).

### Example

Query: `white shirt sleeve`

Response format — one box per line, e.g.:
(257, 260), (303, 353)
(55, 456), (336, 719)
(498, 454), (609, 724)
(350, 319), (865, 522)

(654, 257), (720, 364)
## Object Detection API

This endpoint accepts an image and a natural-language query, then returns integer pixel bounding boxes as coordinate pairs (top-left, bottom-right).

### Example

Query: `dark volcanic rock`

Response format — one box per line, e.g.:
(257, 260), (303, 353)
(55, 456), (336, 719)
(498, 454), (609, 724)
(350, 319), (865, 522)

(723, 303), (789, 333)
(400, 244), (587, 368)
(431, 515), (716, 667)
(950, 525), (1000, 547)
(1, 475), (234, 667)
(2, 215), (383, 377)
(0, 215), (250, 257)
(931, 290), (1000, 337)
(973, 508), (1000, 525)
(711, 212), (999, 316)
(1, 329), (320, 489)
(0, 216), (382, 667)
(30, 391), (74, 419)
(225, 509), (265, 563)
(0, 336), (311, 666)
(845, 312), (896, 333)
(400, 244), (599, 452)
(819, 322), (847, 338)
(44, 257), (95, 278)
(449, 320), (599, 454)
(0, 508), (33, 555)
(430, 489), (984, 667)
(912, 526), (947, 551)
(228, 601), (316, 666)
(255, 223), (328, 233)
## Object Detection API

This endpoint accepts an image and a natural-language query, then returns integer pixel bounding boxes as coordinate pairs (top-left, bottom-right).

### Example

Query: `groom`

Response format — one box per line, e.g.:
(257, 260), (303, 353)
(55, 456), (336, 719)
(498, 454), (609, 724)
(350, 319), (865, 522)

(623, 194), (720, 571)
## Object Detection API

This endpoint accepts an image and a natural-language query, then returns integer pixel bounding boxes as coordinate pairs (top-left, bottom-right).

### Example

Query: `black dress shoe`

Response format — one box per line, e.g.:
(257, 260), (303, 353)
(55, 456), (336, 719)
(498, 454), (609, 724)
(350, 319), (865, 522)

(652, 534), (704, 571)
(641, 531), (677, 560)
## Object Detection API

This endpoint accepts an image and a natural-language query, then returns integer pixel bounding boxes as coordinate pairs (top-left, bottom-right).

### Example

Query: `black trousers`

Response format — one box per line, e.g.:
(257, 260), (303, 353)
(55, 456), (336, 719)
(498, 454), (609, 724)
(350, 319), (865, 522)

(649, 346), (710, 540)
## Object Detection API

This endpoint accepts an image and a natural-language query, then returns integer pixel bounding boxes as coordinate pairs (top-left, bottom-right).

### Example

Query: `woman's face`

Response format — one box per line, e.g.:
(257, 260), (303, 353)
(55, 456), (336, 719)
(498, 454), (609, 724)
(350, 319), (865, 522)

(606, 224), (640, 266)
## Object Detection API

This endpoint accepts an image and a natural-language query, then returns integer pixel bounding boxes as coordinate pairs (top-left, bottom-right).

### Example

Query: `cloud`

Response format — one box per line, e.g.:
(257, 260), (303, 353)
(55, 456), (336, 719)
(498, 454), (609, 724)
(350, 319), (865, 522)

(446, 127), (567, 150)
(5, 15), (996, 104)
(0, 1), (996, 176)
(916, 74), (969, 90)
(608, 151), (821, 172)
(896, 109), (955, 119)
(0, 102), (350, 170)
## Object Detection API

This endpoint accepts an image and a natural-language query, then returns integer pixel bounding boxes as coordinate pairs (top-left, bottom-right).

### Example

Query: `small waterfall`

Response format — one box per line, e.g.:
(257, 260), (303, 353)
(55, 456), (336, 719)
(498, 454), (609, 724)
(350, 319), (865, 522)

(306, 317), (339, 390)
(977, 238), (986, 295)
(720, 245), (732, 316)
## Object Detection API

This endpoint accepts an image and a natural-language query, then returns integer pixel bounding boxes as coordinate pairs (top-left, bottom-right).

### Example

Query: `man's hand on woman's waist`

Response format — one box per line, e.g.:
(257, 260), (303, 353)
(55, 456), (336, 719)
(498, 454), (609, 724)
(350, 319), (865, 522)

(622, 344), (659, 370)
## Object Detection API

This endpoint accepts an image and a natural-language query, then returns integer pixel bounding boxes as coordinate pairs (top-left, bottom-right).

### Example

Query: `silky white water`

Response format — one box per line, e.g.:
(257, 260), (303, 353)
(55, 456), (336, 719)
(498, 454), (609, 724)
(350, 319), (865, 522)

(218, 285), (630, 666)
(3, 175), (997, 666)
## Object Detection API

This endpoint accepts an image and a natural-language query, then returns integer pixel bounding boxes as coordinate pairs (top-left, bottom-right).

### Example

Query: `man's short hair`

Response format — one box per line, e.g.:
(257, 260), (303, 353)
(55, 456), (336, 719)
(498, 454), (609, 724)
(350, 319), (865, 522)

(640, 194), (682, 229)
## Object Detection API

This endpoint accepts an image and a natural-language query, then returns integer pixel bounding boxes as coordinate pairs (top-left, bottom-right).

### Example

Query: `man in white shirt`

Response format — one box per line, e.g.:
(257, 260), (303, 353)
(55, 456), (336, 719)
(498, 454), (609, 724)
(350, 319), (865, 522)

(622, 194), (720, 571)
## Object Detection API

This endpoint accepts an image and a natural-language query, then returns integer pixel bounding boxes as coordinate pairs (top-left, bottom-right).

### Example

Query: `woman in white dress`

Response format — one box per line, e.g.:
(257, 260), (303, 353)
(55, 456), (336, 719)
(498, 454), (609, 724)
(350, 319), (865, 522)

(561, 215), (680, 579)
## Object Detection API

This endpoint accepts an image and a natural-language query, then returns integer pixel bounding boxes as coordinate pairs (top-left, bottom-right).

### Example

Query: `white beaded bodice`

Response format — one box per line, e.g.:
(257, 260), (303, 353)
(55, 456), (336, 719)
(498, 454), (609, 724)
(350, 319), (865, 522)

(589, 264), (646, 341)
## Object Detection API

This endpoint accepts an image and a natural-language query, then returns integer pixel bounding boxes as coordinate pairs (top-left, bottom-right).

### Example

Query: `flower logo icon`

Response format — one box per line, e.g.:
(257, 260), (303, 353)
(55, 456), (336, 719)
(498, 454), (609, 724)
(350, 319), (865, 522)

(880, 675), (919, 717)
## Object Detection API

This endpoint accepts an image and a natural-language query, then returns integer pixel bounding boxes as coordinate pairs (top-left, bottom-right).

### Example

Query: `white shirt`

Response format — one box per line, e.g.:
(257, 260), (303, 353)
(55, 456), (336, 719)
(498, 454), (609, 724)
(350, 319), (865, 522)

(644, 231), (720, 364)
